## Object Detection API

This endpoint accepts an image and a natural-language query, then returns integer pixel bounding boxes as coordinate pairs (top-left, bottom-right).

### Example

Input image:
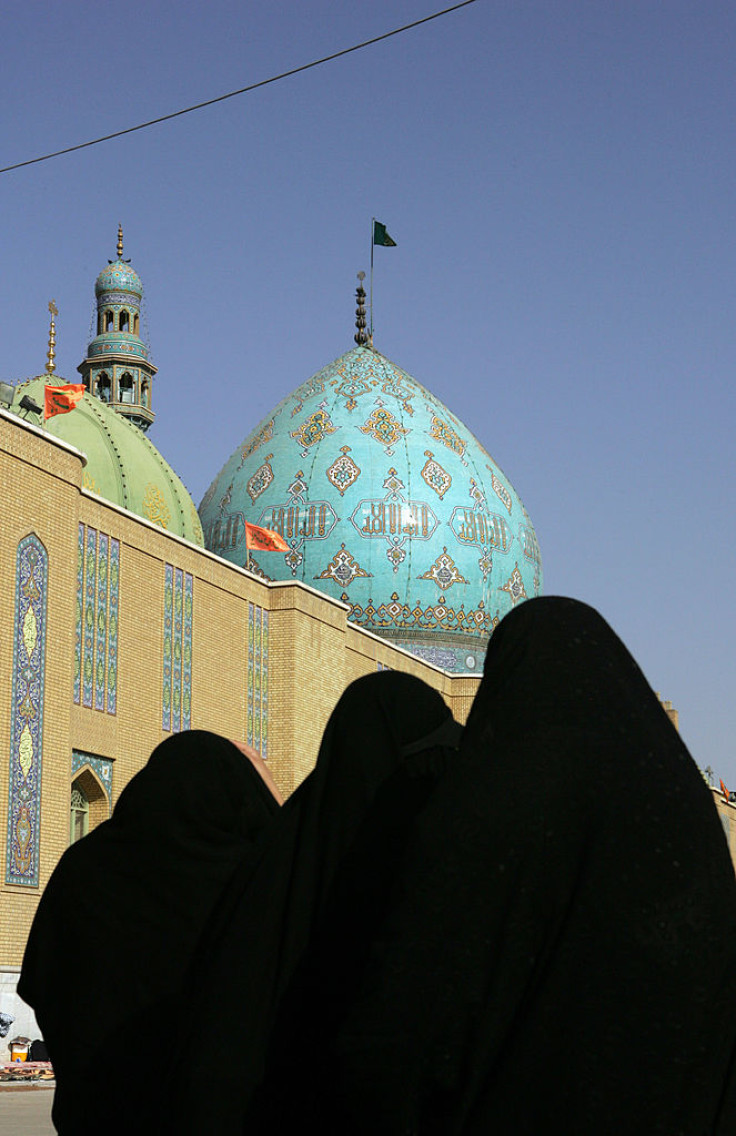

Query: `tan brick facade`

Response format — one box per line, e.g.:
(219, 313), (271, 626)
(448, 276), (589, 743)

(0, 408), (482, 969)
(713, 792), (736, 865)
(4, 406), (730, 993)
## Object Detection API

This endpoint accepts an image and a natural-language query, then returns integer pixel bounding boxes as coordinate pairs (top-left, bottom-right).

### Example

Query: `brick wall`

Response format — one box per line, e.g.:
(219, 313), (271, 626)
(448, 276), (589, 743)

(0, 410), (482, 967)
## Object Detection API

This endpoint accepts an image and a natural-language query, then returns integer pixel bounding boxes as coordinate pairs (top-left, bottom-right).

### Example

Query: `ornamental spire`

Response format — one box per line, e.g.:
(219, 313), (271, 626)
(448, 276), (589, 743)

(117, 223), (124, 260)
(354, 271), (369, 346)
(45, 300), (58, 374)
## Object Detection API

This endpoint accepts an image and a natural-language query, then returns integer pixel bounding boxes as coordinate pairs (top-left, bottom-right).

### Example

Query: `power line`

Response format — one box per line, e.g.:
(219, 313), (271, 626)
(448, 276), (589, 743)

(1, 1), (479, 176)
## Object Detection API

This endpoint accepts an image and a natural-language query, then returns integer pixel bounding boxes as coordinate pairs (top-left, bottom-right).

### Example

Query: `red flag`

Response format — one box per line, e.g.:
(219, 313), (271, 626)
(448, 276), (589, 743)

(244, 522), (288, 552)
(721, 779), (730, 801)
(45, 384), (84, 419)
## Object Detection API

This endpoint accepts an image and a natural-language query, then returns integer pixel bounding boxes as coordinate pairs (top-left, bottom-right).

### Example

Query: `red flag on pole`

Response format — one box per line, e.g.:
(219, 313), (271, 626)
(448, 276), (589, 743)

(45, 384), (84, 419)
(244, 522), (288, 552)
(721, 779), (730, 801)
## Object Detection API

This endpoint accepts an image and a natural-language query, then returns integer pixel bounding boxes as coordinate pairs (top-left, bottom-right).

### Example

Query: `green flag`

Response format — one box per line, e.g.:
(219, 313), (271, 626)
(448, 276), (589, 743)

(373, 221), (397, 247)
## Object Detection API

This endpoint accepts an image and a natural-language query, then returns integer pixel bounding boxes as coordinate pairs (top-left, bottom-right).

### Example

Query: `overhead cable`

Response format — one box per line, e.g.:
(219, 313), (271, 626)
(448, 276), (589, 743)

(1, 1), (479, 175)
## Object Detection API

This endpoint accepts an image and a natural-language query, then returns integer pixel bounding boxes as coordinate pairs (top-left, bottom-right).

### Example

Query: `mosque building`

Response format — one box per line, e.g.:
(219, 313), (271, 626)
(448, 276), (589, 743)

(1, 230), (731, 1040)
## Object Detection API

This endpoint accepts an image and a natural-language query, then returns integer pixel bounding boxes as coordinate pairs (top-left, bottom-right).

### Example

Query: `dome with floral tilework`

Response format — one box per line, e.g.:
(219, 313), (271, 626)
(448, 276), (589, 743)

(95, 259), (143, 299)
(199, 345), (542, 672)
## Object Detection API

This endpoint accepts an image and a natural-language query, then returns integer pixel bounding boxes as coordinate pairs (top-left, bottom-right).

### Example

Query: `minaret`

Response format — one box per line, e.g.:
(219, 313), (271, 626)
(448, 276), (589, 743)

(77, 225), (157, 431)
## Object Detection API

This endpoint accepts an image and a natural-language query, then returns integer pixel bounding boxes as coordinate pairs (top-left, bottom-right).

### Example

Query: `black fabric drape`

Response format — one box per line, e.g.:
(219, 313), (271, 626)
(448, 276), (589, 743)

(18, 730), (279, 1136)
(307, 598), (736, 1134)
(170, 671), (461, 1135)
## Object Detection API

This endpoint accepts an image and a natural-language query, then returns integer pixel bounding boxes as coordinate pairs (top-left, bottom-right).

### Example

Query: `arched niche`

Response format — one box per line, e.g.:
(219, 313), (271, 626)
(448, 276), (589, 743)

(70, 767), (109, 843)
(119, 372), (135, 404)
(97, 372), (111, 402)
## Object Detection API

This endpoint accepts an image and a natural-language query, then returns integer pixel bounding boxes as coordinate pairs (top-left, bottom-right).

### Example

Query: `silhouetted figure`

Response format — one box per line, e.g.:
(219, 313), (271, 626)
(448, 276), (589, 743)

(19, 731), (280, 1135)
(170, 672), (462, 1134)
(284, 598), (736, 1134)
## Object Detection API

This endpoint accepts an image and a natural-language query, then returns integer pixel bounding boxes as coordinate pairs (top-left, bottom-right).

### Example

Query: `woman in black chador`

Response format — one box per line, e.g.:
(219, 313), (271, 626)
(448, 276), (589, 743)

(170, 671), (462, 1134)
(259, 597), (736, 1134)
(19, 730), (281, 1136)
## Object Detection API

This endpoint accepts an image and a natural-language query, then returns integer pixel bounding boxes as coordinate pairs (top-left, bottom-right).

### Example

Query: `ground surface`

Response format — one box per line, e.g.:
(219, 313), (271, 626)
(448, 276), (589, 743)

(0, 1086), (54, 1134)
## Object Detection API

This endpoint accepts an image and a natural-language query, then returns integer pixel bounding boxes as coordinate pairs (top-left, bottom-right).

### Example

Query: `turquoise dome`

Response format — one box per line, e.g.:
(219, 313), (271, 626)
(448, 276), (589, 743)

(199, 345), (542, 672)
(95, 259), (143, 298)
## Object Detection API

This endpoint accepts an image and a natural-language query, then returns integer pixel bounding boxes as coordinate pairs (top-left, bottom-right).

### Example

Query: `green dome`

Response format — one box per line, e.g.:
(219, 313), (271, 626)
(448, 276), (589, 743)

(13, 376), (203, 545)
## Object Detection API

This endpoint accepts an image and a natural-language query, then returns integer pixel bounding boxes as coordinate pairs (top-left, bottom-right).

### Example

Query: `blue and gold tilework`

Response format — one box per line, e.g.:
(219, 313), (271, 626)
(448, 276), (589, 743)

(71, 751), (113, 802)
(6, 534), (48, 886)
(74, 525), (119, 714)
(247, 603), (269, 758)
(200, 345), (543, 673)
(162, 565), (193, 733)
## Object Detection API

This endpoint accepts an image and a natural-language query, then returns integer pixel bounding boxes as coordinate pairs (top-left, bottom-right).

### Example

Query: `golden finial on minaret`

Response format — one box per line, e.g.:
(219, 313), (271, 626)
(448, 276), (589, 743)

(46, 300), (58, 374)
(117, 224), (124, 260)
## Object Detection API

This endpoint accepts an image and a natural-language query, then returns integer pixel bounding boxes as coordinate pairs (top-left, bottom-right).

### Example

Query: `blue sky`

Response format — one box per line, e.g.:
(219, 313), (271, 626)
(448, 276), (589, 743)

(2, 1), (735, 781)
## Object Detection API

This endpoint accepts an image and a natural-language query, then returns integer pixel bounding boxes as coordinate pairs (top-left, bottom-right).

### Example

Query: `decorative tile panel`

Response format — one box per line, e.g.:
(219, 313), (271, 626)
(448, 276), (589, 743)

(74, 523), (83, 704)
(7, 534), (48, 886)
(255, 471), (338, 578)
(162, 564), (173, 731)
(75, 527), (119, 715)
(142, 483), (171, 529)
(261, 610), (269, 760)
(247, 455), (274, 503)
(182, 573), (193, 731)
(501, 562), (528, 607)
(253, 604), (261, 753)
(490, 468), (512, 513)
(172, 568), (183, 733)
(326, 446), (361, 496)
(162, 565), (193, 733)
(429, 414), (466, 461)
(420, 450), (452, 499)
(418, 548), (468, 591)
(346, 591), (492, 637)
(71, 751), (113, 800)
(238, 420), (274, 463)
(314, 544), (372, 589)
(107, 540), (119, 713)
(349, 469), (438, 575)
(290, 408), (337, 452)
(247, 603), (269, 757)
(359, 407), (409, 453)
(94, 534), (108, 711)
(83, 528), (96, 707)
(333, 375), (372, 410)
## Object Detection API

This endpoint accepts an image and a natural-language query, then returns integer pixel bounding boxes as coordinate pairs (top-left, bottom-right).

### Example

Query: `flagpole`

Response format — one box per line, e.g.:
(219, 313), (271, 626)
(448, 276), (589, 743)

(370, 216), (375, 343)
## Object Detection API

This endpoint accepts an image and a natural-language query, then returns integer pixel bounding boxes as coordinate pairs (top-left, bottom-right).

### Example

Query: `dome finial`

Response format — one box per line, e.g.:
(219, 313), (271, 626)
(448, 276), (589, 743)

(117, 223), (124, 260)
(354, 271), (370, 347)
(45, 300), (58, 374)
